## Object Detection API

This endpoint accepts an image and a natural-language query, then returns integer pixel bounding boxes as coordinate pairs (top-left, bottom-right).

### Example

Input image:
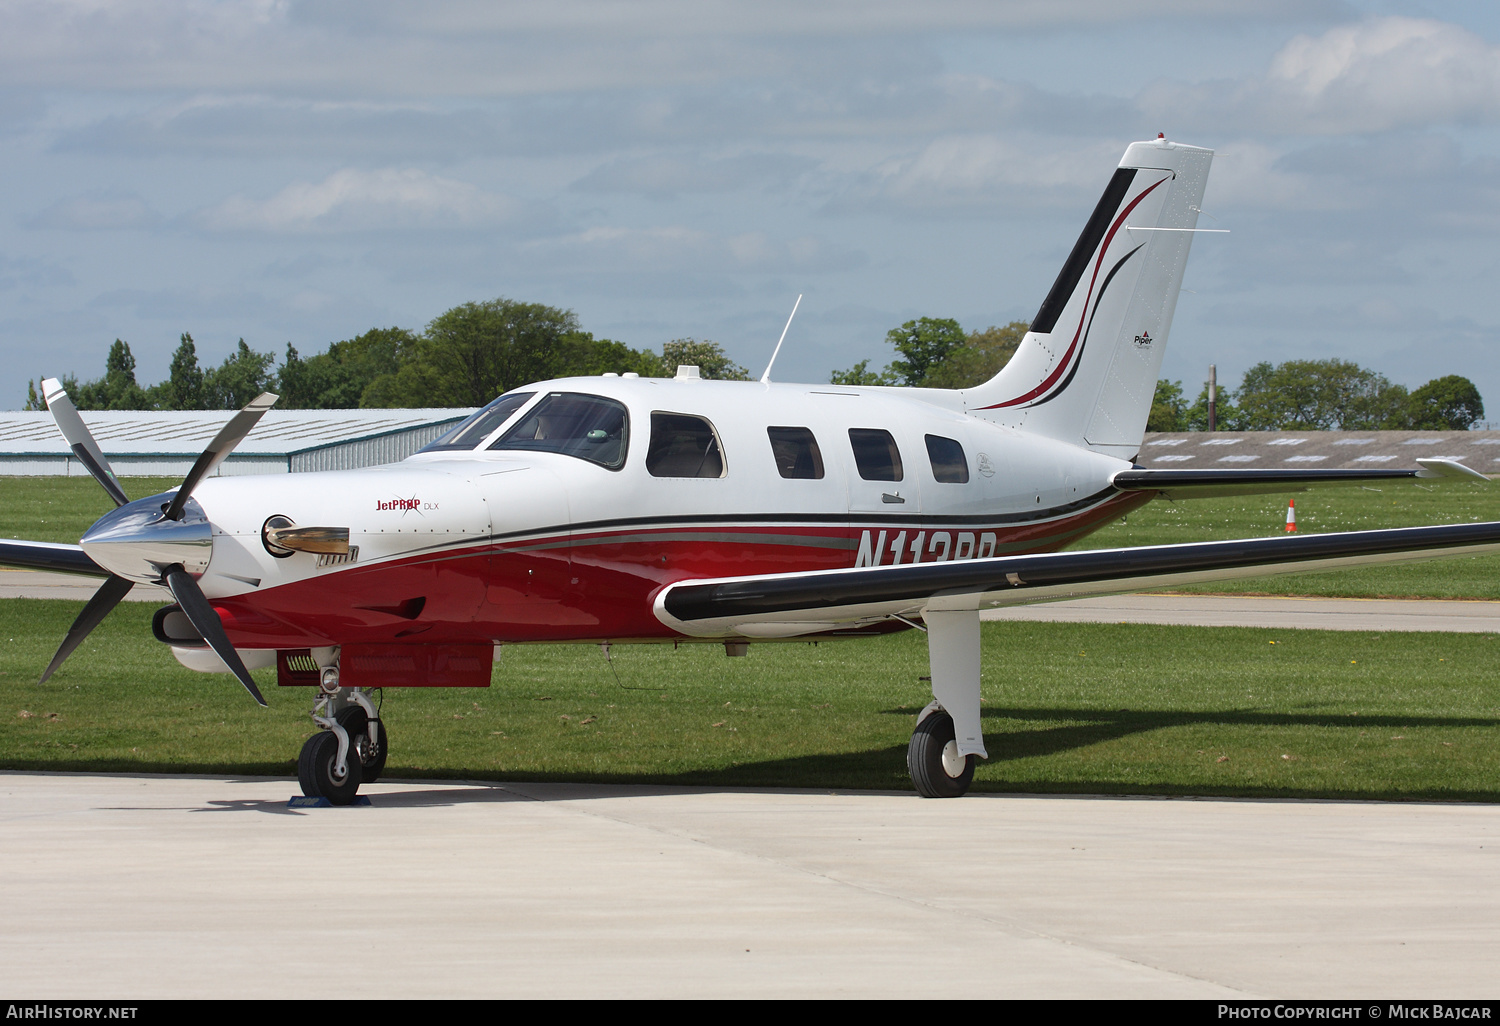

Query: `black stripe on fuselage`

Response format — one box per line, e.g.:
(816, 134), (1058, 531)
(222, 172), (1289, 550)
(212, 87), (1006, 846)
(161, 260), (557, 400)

(1030, 167), (1137, 335)
(325, 487), (1129, 567)
(1028, 243), (1144, 408)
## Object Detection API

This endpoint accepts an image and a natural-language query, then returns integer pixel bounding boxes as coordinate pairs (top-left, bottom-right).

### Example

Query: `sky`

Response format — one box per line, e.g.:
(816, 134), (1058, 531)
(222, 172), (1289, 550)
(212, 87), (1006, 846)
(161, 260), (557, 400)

(3, 0), (1500, 410)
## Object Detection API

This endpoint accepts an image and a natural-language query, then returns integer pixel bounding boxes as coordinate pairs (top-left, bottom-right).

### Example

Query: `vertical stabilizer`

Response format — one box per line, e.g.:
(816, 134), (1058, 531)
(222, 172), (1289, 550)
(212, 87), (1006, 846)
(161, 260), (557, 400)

(961, 138), (1213, 459)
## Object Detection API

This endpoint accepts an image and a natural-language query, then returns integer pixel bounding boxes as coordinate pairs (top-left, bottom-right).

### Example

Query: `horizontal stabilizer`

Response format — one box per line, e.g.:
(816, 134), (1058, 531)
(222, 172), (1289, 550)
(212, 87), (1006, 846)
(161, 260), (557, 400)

(1111, 459), (1488, 499)
(655, 520), (1500, 638)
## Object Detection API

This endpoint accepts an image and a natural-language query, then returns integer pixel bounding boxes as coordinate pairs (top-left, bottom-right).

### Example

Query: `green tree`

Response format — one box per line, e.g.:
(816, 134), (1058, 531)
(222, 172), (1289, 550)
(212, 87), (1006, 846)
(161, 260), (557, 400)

(72, 340), (149, 410)
(829, 359), (897, 386)
(1184, 381), (1245, 431)
(659, 339), (749, 380)
(576, 337), (666, 378)
(921, 321), (1027, 389)
(367, 299), (594, 407)
(1146, 379), (1186, 432)
(885, 317), (966, 387)
(1407, 375), (1484, 430)
(24, 379), (43, 411)
(204, 339), (277, 409)
(153, 333), (207, 411)
(1235, 359), (1409, 431)
(279, 327), (417, 409)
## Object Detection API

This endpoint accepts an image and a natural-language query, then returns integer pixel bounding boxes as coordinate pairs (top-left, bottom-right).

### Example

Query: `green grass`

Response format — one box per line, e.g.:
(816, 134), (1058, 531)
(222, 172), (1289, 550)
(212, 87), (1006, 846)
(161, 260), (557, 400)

(5, 599), (1499, 800)
(1068, 479), (1500, 599)
(0, 476), (181, 545)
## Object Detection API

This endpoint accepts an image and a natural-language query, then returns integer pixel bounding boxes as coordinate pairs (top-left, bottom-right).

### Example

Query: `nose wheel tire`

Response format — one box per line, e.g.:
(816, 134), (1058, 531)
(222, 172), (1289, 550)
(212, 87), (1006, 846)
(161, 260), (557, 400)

(907, 710), (975, 798)
(335, 706), (388, 783)
(298, 730), (363, 805)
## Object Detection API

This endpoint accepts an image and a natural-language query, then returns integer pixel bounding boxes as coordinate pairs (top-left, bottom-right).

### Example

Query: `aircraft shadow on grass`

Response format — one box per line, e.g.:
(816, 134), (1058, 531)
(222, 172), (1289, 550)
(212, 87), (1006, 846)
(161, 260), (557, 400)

(966, 705), (1500, 762)
(31, 704), (1500, 812)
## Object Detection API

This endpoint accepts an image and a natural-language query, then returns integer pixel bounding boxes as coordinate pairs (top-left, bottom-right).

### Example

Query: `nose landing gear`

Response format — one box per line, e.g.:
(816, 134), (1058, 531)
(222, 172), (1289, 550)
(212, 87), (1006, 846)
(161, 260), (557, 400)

(297, 664), (384, 806)
(298, 729), (362, 804)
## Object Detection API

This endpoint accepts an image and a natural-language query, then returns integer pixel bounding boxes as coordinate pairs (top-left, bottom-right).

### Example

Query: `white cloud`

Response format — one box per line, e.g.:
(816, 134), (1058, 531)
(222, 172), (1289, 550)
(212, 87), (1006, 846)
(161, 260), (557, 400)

(0, 0), (1336, 97)
(1267, 17), (1500, 133)
(26, 193), (160, 230)
(571, 153), (816, 198)
(523, 225), (863, 273)
(1142, 17), (1500, 135)
(196, 168), (519, 232)
(831, 134), (1128, 213)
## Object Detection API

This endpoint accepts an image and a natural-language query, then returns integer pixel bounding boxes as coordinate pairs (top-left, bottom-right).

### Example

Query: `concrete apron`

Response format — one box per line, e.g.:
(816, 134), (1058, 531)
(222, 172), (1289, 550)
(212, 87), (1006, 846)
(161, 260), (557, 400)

(1, 772), (1497, 998)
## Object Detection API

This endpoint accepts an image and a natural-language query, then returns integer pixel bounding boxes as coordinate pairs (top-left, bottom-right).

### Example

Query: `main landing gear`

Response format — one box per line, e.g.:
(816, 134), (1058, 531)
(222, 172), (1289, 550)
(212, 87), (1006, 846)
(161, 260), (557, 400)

(907, 707), (976, 798)
(908, 604), (988, 799)
(297, 664), (385, 806)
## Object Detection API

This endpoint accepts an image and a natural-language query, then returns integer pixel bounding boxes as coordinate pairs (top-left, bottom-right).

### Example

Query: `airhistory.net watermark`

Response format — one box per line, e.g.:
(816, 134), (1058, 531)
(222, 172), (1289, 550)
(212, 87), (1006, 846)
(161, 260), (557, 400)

(5, 1007), (138, 1020)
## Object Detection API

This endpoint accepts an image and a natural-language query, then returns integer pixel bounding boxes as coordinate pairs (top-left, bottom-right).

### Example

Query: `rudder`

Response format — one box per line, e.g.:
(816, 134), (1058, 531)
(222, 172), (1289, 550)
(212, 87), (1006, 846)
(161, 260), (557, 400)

(962, 138), (1214, 460)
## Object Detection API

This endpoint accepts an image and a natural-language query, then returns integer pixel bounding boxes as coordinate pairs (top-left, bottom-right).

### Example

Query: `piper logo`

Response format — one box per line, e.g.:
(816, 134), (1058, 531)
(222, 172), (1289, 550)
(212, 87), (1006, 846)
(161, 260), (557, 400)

(376, 496), (422, 513)
(1133, 330), (1153, 348)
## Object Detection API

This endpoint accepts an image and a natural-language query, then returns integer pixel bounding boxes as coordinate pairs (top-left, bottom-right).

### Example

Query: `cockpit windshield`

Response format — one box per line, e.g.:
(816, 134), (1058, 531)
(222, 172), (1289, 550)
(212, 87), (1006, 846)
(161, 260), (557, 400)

(489, 392), (629, 470)
(417, 392), (536, 453)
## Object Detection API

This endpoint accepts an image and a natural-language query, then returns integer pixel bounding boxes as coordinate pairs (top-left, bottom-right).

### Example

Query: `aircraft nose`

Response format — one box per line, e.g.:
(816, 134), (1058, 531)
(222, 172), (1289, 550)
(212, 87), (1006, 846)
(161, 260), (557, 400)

(79, 491), (213, 584)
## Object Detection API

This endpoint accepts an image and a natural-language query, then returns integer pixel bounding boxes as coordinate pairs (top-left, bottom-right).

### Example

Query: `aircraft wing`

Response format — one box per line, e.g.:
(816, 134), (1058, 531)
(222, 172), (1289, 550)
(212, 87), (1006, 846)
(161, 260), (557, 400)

(1110, 458), (1488, 499)
(654, 520), (1500, 638)
(0, 539), (108, 577)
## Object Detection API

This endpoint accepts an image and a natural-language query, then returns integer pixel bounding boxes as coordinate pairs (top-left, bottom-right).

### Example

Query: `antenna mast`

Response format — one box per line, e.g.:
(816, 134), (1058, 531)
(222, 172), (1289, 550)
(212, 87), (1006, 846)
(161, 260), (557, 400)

(760, 294), (802, 384)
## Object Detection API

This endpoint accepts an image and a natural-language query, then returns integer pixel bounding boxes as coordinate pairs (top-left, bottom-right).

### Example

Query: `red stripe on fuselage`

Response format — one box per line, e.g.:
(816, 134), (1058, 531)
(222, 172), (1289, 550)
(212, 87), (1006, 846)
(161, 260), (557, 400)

(210, 492), (1151, 649)
(980, 175), (1168, 411)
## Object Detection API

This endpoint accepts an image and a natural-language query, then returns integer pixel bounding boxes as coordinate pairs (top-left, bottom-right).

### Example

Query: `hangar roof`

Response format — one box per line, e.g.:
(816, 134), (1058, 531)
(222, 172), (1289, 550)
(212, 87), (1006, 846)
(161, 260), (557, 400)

(1141, 430), (1500, 472)
(0, 408), (476, 456)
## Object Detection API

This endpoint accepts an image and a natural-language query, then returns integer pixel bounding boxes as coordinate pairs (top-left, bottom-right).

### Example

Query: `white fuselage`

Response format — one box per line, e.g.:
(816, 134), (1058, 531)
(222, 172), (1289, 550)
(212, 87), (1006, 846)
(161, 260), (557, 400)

(156, 376), (1140, 651)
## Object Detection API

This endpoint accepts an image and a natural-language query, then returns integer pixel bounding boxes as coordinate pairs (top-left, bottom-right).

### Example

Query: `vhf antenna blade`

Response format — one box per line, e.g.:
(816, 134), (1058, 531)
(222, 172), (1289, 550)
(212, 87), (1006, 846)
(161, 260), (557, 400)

(760, 294), (802, 384)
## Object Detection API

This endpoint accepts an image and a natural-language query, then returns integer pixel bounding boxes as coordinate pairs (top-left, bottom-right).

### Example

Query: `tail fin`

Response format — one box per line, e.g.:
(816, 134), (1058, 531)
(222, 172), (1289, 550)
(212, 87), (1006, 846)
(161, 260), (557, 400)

(962, 138), (1213, 459)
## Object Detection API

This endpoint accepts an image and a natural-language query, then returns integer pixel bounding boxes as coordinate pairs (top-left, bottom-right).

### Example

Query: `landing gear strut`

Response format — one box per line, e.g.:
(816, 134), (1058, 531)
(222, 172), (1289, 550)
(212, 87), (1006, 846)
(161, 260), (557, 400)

(336, 704), (388, 783)
(297, 662), (384, 805)
(909, 604), (987, 798)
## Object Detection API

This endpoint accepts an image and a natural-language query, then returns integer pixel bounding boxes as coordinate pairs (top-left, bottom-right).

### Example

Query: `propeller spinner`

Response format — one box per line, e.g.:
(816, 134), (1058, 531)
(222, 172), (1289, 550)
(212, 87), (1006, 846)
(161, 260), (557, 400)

(38, 380), (277, 706)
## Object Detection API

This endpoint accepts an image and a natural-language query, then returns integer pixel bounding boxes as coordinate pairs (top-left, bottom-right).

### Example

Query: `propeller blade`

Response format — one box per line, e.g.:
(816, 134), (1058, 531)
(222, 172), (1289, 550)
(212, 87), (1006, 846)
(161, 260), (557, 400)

(42, 378), (129, 508)
(39, 574), (135, 684)
(164, 564), (267, 707)
(164, 392), (278, 522)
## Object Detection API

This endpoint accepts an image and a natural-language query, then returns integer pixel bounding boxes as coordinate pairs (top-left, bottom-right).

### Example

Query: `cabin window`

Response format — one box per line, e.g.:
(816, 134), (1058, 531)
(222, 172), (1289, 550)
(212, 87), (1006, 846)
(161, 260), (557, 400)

(925, 434), (970, 483)
(646, 413), (726, 478)
(489, 392), (629, 470)
(767, 426), (824, 480)
(849, 428), (903, 482)
(418, 392), (535, 452)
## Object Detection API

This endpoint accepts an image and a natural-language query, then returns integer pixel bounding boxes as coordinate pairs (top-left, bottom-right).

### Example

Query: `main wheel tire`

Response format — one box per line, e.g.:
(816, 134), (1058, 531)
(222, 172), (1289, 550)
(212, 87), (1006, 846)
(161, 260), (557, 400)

(335, 706), (388, 783)
(907, 710), (975, 798)
(297, 730), (363, 805)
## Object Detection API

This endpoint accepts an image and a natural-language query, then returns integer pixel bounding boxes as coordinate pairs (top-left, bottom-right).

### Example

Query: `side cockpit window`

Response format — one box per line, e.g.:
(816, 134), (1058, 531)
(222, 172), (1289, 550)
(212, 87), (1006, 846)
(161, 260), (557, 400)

(418, 392), (535, 452)
(767, 426), (824, 480)
(925, 434), (970, 483)
(647, 413), (725, 478)
(490, 392), (629, 470)
(849, 428), (903, 482)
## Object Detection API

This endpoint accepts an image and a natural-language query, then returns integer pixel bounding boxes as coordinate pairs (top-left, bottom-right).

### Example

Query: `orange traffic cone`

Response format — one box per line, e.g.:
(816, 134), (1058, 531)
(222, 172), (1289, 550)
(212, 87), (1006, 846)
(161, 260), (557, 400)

(1285, 499), (1297, 533)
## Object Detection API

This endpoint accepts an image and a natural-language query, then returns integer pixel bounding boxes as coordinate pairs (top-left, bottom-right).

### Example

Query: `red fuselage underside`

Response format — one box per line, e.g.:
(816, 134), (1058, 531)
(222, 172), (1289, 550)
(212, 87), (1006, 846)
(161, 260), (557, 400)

(212, 492), (1151, 649)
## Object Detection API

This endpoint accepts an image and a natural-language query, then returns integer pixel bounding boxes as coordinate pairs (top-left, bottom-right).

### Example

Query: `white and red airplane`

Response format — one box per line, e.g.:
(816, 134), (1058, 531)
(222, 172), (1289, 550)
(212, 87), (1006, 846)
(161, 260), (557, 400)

(6, 136), (1499, 804)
